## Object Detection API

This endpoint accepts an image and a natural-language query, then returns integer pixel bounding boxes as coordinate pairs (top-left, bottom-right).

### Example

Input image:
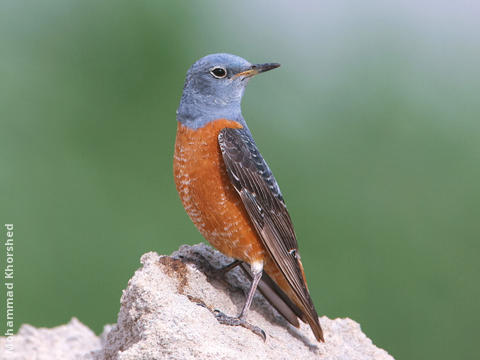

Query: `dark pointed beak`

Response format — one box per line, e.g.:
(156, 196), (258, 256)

(252, 62), (281, 73)
(234, 62), (280, 78)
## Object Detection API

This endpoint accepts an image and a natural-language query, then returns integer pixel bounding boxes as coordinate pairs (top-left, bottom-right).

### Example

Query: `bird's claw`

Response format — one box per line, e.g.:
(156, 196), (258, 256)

(214, 310), (266, 341)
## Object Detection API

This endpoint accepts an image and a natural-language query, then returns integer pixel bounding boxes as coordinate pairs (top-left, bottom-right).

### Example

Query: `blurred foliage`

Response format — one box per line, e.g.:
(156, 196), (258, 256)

(1, 1), (479, 359)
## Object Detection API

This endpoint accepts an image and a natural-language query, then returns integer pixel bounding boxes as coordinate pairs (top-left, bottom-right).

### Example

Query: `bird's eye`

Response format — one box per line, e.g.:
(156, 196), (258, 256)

(210, 66), (227, 79)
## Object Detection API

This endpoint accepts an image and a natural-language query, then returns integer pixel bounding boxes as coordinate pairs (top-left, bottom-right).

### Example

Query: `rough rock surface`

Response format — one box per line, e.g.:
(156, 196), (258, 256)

(0, 317), (102, 359)
(0, 243), (394, 360)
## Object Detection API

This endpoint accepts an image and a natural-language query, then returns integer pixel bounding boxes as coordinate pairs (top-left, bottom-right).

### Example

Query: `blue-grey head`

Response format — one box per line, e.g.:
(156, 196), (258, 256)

(177, 53), (280, 129)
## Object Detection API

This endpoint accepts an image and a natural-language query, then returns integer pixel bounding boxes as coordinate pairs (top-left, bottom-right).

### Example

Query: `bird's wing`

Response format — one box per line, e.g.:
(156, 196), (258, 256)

(218, 127), (323, 342)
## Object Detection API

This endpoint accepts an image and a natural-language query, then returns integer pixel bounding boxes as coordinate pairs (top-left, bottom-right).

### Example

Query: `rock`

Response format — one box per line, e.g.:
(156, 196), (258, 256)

(0, 317), (101, 360)
(96, 243), (394, 360)
(0, 243), (394, 360)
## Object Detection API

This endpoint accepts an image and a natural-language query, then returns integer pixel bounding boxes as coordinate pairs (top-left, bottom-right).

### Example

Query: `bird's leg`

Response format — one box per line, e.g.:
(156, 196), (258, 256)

(214, 264), (266, 340)
(238, 267), (262, 320)
(209, 259), (242, 283)
(216, 259), (242, 275)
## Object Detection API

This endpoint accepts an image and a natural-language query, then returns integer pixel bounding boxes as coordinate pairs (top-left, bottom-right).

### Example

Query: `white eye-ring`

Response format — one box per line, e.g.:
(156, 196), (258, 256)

(210, 66), (227, 79)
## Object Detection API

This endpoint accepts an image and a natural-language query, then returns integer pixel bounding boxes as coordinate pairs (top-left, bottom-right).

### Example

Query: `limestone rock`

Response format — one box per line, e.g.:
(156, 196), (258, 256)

(95, 243), (394, 360)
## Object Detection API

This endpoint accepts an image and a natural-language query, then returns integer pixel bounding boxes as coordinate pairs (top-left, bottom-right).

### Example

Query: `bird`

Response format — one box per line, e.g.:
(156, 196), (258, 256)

(173, 53), (324, 342)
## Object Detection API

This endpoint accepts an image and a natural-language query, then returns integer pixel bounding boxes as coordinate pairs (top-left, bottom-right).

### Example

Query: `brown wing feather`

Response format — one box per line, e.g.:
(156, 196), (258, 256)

(218, 127), (324, 342)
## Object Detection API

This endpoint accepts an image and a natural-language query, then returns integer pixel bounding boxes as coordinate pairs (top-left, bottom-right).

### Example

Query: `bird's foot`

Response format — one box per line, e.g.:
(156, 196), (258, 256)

(214, 310), (266, 341)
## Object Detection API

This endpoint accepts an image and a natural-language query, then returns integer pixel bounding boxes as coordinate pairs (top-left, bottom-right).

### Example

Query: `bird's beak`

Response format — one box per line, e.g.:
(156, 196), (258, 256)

(234, 63), (281, 79)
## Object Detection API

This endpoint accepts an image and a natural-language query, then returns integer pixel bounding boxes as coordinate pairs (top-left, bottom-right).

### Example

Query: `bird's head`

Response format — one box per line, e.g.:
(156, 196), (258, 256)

(177, 53), (280, 128)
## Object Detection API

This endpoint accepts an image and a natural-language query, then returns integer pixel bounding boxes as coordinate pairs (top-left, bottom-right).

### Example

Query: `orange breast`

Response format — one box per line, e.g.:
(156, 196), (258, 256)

(173, 119), (266, 264)
(174, 119), (304, 311)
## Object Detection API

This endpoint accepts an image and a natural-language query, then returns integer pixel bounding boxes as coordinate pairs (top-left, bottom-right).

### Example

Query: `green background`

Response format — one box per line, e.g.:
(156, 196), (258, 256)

(1, 1), (479, 359)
